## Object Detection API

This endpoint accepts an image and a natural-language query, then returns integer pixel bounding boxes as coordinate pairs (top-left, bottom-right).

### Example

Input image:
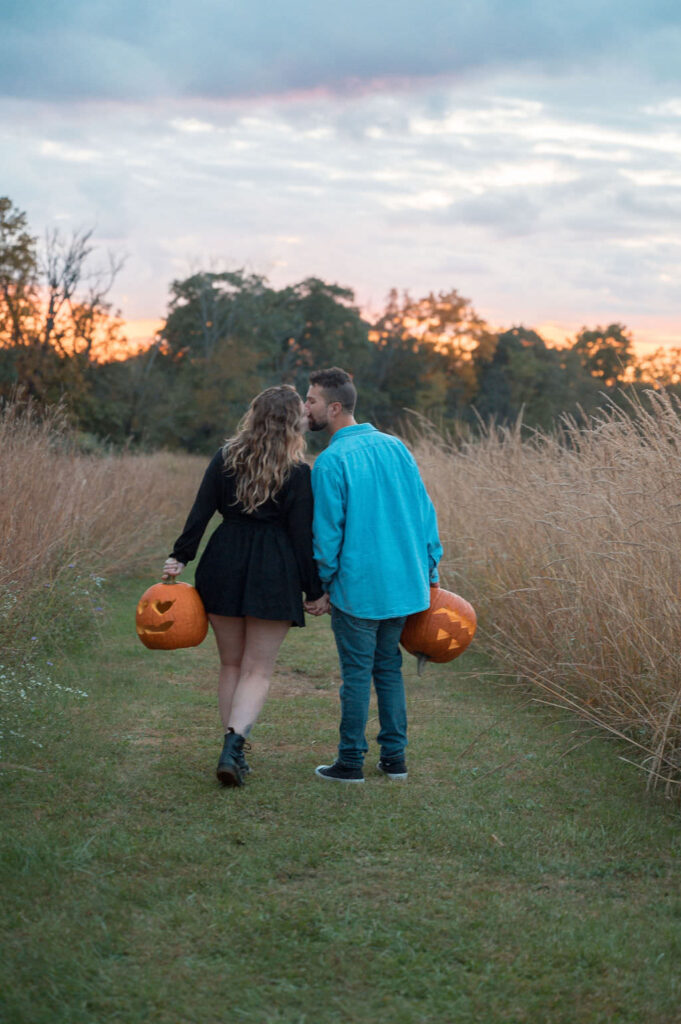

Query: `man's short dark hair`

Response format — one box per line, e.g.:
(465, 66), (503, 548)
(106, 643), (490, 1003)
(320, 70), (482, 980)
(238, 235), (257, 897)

(309, 367), (357, 413)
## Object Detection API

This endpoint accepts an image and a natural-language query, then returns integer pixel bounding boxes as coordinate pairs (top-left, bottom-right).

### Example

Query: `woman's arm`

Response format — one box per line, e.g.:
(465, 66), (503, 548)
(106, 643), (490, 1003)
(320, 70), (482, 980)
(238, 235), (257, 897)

(168, 450), (223, 567)
(284, 464), (324, 601)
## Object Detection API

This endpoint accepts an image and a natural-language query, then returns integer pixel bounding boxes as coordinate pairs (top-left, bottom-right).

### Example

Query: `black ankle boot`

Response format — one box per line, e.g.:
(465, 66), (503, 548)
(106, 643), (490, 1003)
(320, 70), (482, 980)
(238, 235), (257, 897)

(216, 728), (246, 787)
(237, 741), (251, 776)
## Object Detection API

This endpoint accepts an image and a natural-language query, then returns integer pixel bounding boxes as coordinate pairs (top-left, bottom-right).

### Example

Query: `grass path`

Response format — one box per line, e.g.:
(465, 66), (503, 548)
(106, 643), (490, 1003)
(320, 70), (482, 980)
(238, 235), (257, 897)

(2, 570), (681, 1024)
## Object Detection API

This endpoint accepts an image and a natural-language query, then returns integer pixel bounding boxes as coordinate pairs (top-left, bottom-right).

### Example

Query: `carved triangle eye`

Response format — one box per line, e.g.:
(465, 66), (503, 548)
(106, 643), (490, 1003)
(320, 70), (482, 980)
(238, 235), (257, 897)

(153, 600), (175, 615)
(400, 587), (477, 665)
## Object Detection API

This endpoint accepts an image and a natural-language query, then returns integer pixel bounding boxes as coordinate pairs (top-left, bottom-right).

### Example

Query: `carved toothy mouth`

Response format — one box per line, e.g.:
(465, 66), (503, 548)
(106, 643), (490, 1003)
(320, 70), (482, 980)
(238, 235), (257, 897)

(136, 621), (174, 635)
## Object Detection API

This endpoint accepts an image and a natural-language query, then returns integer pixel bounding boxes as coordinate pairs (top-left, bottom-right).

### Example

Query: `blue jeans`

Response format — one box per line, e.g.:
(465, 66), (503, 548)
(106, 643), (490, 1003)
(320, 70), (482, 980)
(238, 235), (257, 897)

(331, 606), (408, 768)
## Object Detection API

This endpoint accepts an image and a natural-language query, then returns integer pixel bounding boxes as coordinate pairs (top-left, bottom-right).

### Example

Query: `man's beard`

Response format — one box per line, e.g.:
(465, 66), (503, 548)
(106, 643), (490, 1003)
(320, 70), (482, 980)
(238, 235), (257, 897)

(307, 418), (327, 432)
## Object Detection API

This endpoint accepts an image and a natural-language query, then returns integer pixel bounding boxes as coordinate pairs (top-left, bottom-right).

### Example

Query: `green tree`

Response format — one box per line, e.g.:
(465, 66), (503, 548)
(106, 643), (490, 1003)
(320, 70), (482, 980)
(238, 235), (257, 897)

(572, 323), (634, 388)
(0, 197), (127, 426)
(0, 196), (38, 349)
(393, 287), (495, 402)
(633, 346), (681, 388)
(366, 287), (496, 427)
(363, 289), (431, 428)
(280, 278), (372, 393)
(472, 327), (601, 430)
(141, 271), (373, 450)
(152, 270), (272, 448)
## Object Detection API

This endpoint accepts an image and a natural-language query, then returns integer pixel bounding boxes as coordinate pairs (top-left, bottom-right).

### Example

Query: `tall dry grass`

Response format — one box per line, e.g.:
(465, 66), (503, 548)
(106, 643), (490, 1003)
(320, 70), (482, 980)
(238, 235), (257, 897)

(413, 392), (681, 794)
(6, 392), (681, 791)
(0, 398), (203, 660)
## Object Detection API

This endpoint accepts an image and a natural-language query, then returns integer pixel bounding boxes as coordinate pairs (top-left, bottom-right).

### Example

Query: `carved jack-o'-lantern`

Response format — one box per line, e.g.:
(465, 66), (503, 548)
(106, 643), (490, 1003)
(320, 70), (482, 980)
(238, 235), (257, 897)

(401, 583), (477, 668)
(136, 580), (208, 650)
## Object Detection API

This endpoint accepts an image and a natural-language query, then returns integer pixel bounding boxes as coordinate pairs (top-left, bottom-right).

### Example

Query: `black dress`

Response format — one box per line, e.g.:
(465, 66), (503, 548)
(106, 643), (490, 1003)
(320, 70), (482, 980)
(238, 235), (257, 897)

(171, 450), (323, 627)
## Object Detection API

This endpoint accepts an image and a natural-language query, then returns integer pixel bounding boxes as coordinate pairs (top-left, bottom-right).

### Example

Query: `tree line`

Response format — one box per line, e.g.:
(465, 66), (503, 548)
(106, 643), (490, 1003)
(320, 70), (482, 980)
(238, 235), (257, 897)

(1, 196), (679, 452)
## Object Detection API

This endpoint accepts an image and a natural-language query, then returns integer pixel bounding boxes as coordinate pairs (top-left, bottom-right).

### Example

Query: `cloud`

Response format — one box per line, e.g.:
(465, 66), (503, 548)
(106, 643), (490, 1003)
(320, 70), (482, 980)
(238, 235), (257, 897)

(1, 56), (680, 345)
(2, 0), (681, 101)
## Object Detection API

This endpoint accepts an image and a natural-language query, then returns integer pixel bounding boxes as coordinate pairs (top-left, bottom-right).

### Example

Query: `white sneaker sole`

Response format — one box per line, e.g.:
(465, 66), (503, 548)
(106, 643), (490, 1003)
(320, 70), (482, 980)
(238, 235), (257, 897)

(377, 764), (408, 781)
(315, 764), (365, 783)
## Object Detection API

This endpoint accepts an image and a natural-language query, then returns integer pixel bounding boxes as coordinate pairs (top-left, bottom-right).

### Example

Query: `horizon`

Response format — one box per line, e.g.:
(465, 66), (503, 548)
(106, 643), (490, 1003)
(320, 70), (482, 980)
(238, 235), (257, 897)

(118, 310), (678, 365)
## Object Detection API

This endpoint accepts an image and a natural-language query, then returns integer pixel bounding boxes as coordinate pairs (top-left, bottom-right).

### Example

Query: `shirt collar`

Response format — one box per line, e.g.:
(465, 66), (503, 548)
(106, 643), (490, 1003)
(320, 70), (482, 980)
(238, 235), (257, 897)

(328, 423), (376, 445)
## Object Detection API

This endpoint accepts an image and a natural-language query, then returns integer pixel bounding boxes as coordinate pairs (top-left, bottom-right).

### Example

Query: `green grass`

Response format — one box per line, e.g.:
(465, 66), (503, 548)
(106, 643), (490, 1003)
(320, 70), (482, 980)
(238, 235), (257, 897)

(2, 568), (681, 1024)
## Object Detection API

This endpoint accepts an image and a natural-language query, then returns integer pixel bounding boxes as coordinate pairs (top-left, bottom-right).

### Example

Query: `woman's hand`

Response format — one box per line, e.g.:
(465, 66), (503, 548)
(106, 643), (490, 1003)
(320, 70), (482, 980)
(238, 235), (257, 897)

(162, 557), (185, 579)
(305, 593), (330, 616)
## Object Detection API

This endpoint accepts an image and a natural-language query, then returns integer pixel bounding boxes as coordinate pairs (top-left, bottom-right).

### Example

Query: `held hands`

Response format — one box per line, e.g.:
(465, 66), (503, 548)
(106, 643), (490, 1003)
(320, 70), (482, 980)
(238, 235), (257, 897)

(162, 557), (185, 580)
(305, 593), (331, 616)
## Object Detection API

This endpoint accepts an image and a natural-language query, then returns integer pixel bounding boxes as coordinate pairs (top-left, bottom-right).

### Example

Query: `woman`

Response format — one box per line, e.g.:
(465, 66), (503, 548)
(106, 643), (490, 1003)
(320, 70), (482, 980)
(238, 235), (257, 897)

(163, 385), (323, 788)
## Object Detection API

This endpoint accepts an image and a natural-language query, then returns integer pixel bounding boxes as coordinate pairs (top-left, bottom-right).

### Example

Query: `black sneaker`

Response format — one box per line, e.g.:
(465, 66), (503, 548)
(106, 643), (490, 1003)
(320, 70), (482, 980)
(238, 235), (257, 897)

(377, 758), (408, 781)
(315, 761), (365, 783)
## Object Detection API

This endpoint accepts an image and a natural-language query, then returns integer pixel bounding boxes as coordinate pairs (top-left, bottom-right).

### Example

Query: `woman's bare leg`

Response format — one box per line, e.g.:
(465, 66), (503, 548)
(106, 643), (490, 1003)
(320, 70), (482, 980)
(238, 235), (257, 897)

(209, 615), (246, 730)
(228, 617), (290, 735)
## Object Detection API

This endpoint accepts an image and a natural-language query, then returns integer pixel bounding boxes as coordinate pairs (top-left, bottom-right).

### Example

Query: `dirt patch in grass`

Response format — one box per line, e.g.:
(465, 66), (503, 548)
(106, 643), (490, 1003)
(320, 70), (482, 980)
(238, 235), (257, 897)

(271, 668), (338, 698)
(128, 730), (192, 749)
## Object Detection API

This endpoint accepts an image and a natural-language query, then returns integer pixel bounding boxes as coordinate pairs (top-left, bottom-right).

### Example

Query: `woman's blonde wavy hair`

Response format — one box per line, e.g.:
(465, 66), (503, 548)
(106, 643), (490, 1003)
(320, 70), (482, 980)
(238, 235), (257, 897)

(222, 385), (306, 513)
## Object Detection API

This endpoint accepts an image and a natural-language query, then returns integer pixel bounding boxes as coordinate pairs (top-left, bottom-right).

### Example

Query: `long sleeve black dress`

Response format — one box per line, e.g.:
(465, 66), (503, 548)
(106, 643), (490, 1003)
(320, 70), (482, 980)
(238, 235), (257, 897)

(171, 450), (324, 627)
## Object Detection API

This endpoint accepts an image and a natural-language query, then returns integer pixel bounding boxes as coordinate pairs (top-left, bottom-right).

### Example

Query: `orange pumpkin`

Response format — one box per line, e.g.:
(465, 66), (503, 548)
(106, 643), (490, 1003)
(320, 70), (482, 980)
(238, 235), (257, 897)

(136, 580), (208, 650)
(401, 584), (477, 664)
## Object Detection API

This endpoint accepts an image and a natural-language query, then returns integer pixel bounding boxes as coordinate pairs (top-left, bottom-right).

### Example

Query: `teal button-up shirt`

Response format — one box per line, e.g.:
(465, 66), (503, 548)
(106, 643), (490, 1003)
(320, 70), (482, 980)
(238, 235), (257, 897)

(311, 423), (443, 620)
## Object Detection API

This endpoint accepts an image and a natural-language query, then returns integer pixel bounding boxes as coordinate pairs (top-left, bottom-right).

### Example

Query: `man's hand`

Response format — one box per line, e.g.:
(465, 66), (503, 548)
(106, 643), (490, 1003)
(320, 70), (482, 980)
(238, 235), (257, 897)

(305, 593), (331, 616)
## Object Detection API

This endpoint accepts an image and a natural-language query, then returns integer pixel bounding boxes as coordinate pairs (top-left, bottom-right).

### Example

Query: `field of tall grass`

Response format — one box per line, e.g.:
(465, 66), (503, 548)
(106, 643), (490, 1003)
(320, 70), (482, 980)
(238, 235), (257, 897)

(0, 398), (202, 755)
(414, 391), (681, 795)
(3, 392), (681, 793)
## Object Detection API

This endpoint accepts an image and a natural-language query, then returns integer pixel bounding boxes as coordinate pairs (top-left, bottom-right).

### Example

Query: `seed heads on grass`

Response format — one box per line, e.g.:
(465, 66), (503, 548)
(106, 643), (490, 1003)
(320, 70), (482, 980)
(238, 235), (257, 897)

(414, 391), (681, 793)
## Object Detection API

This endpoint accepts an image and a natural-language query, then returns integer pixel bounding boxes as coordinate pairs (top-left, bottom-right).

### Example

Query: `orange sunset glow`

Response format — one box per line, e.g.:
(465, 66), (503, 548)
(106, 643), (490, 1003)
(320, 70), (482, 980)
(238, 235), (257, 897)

(117, 318), (164, 359)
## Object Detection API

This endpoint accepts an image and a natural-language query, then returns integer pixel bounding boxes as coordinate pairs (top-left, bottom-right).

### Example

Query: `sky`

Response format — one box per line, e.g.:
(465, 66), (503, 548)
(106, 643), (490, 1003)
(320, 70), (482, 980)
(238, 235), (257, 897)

(1, 0), (680, 354)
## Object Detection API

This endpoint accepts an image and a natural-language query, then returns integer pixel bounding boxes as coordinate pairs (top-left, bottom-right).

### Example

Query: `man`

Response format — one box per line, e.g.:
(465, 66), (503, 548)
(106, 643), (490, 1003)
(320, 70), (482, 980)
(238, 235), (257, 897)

(304, 367), (442, 783)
